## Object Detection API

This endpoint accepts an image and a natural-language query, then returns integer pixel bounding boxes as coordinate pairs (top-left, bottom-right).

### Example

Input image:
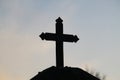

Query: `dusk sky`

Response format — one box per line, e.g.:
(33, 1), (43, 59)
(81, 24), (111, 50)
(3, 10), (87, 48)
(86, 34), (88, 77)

(0, 0), (120, 80)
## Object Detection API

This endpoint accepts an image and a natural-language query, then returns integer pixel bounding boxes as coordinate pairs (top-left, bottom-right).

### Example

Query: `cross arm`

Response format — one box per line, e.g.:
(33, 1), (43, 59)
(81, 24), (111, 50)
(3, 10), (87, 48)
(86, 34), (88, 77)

(62, 34), (79, 43)
(40, 32), (57, 41)
(40, 32), (79, 43)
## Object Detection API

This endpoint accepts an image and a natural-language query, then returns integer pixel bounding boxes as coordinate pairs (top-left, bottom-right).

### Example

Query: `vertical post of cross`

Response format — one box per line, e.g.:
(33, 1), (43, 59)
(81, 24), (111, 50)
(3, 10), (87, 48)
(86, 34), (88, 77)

(56, 17), (64, 68)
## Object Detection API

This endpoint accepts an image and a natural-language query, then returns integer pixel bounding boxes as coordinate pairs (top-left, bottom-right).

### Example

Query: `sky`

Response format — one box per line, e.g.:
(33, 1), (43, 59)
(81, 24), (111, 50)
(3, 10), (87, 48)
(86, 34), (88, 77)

(0, 0), (120, 80)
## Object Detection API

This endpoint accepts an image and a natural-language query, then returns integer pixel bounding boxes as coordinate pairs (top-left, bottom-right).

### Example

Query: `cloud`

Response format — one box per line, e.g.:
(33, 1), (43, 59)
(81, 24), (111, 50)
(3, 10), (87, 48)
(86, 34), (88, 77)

(0, 24), (56, 79)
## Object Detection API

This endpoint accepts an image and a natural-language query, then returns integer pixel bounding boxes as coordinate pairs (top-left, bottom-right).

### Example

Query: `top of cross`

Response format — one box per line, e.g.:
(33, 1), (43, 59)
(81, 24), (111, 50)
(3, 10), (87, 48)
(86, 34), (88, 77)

(56, 17), (63, 23)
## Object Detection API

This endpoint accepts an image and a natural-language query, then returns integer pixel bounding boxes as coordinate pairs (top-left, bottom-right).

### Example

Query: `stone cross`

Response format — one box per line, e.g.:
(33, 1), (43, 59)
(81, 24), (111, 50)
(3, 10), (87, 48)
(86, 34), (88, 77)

(40, 17), (79, 68)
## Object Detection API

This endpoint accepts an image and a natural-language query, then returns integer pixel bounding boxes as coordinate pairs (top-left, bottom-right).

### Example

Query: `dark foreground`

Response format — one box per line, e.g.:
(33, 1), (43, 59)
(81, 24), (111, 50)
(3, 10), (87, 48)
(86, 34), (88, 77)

(31, 66), (100, 80)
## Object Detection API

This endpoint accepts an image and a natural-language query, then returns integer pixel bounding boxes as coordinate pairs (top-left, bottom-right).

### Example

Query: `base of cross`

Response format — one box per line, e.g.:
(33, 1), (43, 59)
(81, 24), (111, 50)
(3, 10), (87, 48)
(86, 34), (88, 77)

(30, 66), (100, 80)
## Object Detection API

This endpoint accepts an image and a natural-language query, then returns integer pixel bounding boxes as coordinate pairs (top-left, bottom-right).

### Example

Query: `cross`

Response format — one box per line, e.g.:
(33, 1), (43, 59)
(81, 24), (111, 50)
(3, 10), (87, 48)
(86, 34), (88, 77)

(40, 17), (79, 68)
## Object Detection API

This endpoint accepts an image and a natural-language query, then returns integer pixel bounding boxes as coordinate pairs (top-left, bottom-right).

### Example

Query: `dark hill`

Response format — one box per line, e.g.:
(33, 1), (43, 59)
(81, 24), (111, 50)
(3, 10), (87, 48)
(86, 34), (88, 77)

(31, 66), (100, 80)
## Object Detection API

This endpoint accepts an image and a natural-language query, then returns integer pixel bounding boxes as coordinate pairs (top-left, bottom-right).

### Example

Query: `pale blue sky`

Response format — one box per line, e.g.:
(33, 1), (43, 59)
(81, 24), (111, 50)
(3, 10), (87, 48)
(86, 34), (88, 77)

(0, 0), (120, 80)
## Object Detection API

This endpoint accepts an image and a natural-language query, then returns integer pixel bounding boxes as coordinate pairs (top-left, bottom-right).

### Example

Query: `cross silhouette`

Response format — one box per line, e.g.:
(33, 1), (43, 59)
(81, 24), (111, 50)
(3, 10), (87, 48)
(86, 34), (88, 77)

(40, 17), (79, 68)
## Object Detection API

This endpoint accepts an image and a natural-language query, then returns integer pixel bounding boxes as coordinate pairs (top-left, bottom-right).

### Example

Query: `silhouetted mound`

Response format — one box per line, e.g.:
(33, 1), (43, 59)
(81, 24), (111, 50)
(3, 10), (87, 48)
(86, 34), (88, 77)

(31, 66), (100, 80)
